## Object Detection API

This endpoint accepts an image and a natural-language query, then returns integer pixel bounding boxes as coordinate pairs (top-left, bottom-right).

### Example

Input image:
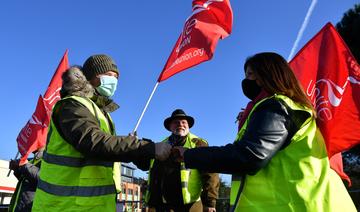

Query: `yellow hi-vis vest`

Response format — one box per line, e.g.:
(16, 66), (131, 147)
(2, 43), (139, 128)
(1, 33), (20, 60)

(145, 133), (205, 204)
(230, 94), (356, 212)
(32, 96), (121, 212)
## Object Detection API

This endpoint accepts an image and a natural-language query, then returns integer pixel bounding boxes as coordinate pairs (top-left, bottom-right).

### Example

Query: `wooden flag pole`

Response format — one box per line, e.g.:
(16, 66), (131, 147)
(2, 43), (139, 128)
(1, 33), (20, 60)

(133, 82), (159, 133)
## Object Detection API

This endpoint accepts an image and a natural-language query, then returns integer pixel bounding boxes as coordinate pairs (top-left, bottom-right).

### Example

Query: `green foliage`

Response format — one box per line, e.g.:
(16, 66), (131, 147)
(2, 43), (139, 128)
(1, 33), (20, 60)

(343, 145), (360, 188)
(336, 4), (360, 62)
(342, 145), (360, 210)
(337, 5), (360, 211)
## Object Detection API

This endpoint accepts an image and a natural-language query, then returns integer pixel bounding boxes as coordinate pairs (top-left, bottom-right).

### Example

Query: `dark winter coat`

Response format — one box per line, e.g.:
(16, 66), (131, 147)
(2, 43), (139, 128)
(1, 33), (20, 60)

(183, 98), (309, 175)
(138, 134), (219, 209)
(52, 67), (155, 163)
(9, 151), (42, 212)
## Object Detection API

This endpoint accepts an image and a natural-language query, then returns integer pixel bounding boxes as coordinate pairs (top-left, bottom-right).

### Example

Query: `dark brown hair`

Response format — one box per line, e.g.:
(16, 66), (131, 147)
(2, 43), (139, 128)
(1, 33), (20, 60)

(244, 52), (316, 117)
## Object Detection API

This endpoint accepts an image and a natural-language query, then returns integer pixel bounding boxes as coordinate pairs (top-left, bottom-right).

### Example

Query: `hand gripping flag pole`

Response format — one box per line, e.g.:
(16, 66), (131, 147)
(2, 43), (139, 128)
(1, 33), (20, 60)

(132, 0), (233, 133)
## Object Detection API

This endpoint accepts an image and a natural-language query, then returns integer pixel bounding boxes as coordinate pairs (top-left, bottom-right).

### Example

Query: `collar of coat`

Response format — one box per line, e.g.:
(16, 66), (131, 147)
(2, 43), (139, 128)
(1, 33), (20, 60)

(60, 66), (119, 113)
(91, 94), (119, 113)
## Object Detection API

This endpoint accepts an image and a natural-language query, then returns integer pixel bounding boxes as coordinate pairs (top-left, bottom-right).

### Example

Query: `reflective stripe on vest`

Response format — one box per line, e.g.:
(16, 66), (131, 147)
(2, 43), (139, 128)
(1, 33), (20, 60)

(33, 96), (118, 211)
(42, 152), (113, 167)
(37, 179), (116, 197)
(146, 133), (206, 204)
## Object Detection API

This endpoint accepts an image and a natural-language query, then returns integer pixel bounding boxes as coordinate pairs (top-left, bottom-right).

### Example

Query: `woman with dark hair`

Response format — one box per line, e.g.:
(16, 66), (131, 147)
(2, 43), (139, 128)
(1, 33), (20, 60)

(174, 52), (356, 211)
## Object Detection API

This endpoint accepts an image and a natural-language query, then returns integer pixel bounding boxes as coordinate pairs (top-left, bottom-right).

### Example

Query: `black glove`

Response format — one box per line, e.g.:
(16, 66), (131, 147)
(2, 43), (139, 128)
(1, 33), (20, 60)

(9, 159), (20, 171)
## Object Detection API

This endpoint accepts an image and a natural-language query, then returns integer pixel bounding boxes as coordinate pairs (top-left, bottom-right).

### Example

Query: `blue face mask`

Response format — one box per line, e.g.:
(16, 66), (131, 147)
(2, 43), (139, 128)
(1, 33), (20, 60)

(96, 75), (118, 97)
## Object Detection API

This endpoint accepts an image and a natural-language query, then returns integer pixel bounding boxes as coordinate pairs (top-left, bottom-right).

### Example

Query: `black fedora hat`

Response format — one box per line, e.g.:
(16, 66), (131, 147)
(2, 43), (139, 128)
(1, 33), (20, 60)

(164, 109), (194, 131)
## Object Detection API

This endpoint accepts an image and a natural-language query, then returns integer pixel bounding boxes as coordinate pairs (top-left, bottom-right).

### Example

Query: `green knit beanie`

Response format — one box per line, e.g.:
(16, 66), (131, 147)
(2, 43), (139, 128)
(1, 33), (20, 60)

(82, 54), (119, 80)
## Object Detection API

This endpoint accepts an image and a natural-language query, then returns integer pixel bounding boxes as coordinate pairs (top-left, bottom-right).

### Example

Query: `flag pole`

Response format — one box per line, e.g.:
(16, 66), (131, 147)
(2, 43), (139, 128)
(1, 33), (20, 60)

(133, 82), (159, 133)
(7, 151), (19, 177)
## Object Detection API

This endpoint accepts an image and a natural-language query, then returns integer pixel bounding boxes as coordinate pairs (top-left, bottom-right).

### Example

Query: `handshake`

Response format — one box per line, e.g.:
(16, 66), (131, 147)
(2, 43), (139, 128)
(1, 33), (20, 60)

(154, 142), (187, 162)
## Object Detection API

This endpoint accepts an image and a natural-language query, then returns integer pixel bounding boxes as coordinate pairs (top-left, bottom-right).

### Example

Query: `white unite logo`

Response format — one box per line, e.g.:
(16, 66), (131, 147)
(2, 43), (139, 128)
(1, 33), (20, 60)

(43, 87), (62, 106)
(306, 76), (360, 121)
(176, 0), (224, 53)
(27, 87), (61, 129)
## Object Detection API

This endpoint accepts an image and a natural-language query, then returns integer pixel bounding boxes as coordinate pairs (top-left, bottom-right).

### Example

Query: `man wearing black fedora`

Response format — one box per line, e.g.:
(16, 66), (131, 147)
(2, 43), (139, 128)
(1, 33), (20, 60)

(141, 109), (219, 212)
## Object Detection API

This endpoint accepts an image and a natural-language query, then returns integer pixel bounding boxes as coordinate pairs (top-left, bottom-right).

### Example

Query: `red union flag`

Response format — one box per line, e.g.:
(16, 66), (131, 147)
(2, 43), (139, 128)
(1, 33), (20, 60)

(157, 0), (233, 82)
(17, 96), (48, 162)
(43, 50), (69, 118)
(289, 23), (360, 182)
(17, 50), (69, 163)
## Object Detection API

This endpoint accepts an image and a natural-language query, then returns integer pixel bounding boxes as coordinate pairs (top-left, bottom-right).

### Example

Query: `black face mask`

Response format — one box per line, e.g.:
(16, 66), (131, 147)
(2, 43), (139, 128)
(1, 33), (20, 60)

(241, 79), (262, 100)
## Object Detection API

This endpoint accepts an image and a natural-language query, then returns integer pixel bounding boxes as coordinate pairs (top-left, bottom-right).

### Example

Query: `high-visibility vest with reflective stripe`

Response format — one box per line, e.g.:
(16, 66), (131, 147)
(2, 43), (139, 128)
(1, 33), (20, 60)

(32, 96), (121, 212)
(145, 133), (205, 204)
(230, 94), (356, 212)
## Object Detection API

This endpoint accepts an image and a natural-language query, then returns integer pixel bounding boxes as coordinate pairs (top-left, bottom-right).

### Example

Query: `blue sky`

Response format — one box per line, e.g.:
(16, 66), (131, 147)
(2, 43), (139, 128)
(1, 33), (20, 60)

(0, 0), (358, 181)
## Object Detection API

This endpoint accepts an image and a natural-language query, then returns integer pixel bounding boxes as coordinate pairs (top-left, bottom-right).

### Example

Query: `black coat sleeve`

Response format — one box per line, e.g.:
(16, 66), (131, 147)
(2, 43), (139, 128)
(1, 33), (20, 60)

(133, 155), (151, 171)
(184, 99), (296, 175)
(53, 99), (155, 162)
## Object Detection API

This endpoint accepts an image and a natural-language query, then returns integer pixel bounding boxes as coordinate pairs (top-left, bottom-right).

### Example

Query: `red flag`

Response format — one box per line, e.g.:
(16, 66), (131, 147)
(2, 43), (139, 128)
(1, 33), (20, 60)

(158, 0), (233, 82)
(329, 152), (350, 184)
(43, 50), (69, 122)
(289, 23), (360, 183)
(16, 96), (48, 163)
(16, 50), (69, 163)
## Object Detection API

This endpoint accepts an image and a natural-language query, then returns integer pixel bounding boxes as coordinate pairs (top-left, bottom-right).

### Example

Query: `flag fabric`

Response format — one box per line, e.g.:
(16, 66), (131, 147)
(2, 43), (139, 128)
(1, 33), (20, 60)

(16, 50), (69, 164)
(43, 50), (69, 117)
(289, 23), (360, 183)
(329, 152), (350, 184)
(16, 96), (48, 161)
(157, 0), (233, 82)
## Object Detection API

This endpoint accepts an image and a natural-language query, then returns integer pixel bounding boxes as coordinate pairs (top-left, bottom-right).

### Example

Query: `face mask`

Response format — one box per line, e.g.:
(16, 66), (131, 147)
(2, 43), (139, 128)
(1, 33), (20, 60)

(241, 79), (262, 100)
(96, 75), (118, 97)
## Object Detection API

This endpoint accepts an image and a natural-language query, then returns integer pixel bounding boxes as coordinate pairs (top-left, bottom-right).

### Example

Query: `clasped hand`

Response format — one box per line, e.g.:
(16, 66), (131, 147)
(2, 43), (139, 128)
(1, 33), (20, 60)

(154, 143), (187, 162)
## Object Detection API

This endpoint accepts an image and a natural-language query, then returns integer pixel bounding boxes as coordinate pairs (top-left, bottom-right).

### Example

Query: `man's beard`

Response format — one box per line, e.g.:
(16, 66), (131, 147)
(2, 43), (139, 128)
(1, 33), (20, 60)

(173, 127), (189, 137)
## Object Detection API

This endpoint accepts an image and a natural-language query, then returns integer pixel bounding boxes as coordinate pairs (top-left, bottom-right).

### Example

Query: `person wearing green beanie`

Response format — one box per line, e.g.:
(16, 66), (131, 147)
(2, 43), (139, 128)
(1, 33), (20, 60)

(32, 54), (172, 212)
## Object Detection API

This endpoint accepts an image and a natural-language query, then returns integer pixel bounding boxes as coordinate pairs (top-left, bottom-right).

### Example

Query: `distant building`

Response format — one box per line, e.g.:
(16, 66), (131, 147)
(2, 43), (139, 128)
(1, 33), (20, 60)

(0, 160), (146, 211)
(0, 159), (17, 205)
(119, 163), (146, 212)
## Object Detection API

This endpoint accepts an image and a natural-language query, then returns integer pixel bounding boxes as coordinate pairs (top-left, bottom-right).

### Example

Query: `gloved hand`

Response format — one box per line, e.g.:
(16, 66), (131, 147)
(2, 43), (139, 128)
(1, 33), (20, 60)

(154, 142), (172, 161)
(171, 146), (187, 162)
(9, 159), (20, 170)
